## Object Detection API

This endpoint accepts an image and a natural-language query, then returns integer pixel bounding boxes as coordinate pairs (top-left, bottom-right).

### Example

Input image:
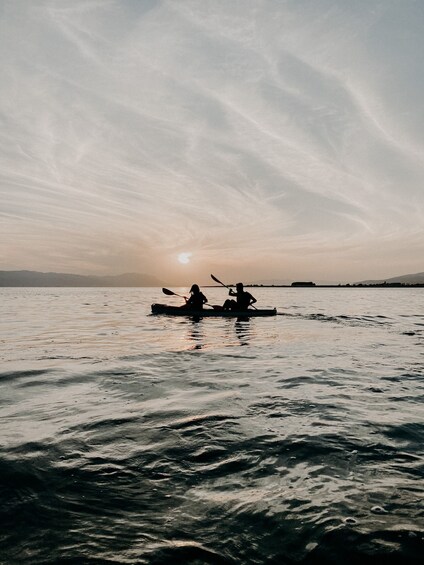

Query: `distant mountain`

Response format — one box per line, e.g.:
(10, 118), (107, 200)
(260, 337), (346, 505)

(0, 270), (163, 287)
(358, 271), (424, 285)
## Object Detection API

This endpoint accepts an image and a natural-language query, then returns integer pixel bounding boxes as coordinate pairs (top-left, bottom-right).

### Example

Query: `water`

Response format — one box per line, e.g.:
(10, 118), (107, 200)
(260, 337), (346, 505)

(1, 287), (423, 564)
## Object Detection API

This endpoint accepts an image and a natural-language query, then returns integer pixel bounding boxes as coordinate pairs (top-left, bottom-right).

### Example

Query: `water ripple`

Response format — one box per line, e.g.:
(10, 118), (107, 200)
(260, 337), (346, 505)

(1, 288), (423, 564)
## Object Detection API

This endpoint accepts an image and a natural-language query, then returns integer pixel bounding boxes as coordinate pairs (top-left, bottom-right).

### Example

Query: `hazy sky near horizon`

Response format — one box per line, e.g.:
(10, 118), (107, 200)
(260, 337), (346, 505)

(1, 0), (423, 285)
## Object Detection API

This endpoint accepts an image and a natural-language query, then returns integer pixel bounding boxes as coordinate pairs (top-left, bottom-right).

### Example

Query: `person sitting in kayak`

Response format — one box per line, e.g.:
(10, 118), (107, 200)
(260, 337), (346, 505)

(223, 282), (257, 311)
(181, 284), (208, 310)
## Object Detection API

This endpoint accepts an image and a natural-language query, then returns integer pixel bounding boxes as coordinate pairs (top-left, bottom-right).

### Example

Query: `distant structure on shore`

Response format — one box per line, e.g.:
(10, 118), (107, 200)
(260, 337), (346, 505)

(291, 281), (316, 287)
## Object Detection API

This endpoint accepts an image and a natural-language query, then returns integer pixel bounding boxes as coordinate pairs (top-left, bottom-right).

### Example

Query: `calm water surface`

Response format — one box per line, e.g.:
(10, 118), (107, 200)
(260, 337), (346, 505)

(1, 287), (423, 564)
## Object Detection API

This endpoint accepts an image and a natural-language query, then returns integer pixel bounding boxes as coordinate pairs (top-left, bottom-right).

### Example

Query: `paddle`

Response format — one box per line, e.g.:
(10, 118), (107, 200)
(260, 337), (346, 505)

(162, 287), (187, 300)
(210, 274), (231, 290)
(162, 287), (218, 309)
(210, 274), (258, 309)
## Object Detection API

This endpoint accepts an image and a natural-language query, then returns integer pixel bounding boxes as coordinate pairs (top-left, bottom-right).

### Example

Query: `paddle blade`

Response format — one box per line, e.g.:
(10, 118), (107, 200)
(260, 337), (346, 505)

(162, 288), (175, 296)
(210, 274), (226, 287)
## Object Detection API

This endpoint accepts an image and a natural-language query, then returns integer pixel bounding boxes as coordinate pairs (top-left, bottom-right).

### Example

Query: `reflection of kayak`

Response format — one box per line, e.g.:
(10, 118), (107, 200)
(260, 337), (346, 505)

(151, 303), (277, 317)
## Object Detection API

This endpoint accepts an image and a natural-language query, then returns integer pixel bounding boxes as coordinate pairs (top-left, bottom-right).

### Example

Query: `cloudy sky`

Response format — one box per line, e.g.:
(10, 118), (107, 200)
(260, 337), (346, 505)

(1, 0), (423, 285)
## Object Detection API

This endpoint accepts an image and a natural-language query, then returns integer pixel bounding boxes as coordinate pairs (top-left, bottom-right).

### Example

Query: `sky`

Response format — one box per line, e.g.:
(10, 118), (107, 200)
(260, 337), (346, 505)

(1, 0), (423, 285)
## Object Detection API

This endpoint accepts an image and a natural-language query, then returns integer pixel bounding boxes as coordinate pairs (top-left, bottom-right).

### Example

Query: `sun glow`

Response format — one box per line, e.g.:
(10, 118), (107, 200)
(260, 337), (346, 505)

(178, 252), (192, 264)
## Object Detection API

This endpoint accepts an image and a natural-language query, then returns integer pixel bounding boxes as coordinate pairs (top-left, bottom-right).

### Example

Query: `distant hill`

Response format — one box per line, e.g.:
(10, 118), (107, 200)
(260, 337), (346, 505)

(0, 270), (163, 287)
(358, 271), (424, 285)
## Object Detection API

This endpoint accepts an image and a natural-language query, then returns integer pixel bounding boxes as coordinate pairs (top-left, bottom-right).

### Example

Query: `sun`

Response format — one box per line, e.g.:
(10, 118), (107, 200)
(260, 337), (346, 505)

(178, 252), (192, 264)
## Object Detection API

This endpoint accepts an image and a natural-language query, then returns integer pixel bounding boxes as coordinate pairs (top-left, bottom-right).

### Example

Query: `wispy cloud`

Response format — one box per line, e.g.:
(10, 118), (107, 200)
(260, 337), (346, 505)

(1, 0), (423, 283)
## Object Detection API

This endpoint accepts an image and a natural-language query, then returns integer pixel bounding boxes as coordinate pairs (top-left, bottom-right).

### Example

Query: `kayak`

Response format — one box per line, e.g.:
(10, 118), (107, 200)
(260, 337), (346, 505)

(151, 304), (277, 317)
(151, 303), (277, 317)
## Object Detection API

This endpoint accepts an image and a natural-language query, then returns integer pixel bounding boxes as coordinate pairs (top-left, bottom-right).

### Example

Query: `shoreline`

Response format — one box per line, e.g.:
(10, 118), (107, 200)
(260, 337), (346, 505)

(207, 283), (424, 289)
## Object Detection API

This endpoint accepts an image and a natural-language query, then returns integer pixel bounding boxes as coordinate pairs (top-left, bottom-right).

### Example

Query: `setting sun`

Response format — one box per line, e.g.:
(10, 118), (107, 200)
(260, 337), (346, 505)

(177, 252), (192, 264)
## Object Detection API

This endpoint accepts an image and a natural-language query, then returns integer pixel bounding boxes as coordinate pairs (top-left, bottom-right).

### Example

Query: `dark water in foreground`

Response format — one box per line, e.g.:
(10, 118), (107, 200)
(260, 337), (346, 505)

(1, 288), (423, 564)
